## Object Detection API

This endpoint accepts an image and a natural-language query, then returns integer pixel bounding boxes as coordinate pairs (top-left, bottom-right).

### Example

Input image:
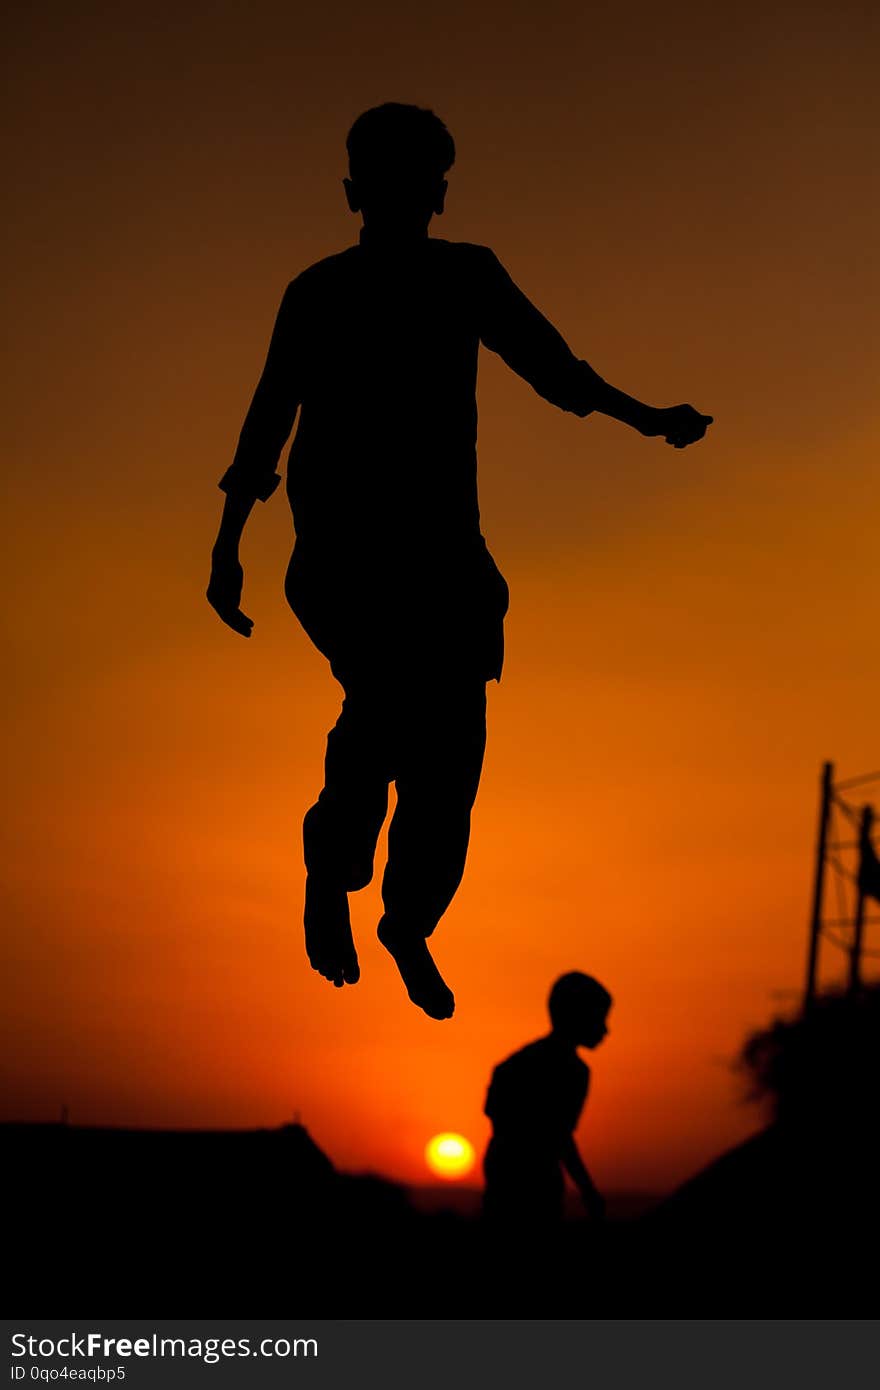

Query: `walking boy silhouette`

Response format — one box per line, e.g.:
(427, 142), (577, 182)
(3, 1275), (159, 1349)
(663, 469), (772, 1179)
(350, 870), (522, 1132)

(483, 972), (611, 1227)
(207, 103), (711, 1019)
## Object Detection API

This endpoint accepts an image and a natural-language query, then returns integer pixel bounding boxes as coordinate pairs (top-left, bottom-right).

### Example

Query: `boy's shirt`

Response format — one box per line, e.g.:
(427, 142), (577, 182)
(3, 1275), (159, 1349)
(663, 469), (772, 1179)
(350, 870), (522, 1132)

(485, 1034), (589, 1159)
(220, 233), (602, 543)
(219, 235), (604, 680)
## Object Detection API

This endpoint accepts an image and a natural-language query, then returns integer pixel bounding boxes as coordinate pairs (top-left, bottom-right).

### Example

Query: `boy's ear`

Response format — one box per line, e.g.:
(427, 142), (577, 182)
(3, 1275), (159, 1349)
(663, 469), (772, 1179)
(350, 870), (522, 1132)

(433, 179), (448, 217)
(343, 177), (361, 213)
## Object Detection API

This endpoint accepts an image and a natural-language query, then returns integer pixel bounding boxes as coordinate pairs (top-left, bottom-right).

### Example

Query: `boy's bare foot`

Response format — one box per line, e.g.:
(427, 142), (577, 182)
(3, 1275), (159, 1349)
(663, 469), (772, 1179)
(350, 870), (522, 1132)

(304, 876), (360, 987)
(377, 916), (455, 1020)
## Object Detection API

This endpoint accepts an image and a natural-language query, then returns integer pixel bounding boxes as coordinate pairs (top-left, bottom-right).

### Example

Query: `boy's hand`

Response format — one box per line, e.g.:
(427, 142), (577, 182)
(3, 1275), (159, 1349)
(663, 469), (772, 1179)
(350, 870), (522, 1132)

(581, 1186), (606, 1222)
(646, 403), (713, 449)
(207, 548), (254, 637)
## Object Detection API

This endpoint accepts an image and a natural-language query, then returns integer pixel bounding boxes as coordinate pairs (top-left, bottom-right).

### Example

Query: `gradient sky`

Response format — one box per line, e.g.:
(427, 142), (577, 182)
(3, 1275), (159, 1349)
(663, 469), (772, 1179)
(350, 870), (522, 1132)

(3, 0), (878, 1192)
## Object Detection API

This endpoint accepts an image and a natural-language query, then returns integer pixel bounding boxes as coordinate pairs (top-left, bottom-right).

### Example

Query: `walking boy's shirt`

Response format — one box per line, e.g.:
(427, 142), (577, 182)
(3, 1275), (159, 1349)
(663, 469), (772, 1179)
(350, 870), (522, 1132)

(483, 1035), (591, 1225)
(485, 1034), (590, 1152)
(219, 229), (605, 683)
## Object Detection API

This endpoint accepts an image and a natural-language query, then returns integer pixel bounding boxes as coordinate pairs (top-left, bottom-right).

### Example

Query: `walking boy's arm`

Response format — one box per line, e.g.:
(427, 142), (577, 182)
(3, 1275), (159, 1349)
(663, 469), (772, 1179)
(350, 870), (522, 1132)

(560, 1134), (605, 1220)
(208, 280), (302, 636)
(476, 247), (712, 448)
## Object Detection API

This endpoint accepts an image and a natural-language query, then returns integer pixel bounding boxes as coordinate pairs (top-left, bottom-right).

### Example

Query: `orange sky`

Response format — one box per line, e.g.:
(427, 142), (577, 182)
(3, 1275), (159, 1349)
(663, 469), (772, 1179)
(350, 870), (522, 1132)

(3, 1), (878, 1193)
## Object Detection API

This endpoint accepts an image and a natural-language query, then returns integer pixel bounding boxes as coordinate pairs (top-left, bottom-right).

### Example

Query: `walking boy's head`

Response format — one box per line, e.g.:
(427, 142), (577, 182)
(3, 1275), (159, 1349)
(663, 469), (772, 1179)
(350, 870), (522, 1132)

(548, 972), (612, 1048)
(344, 103), (455, 234)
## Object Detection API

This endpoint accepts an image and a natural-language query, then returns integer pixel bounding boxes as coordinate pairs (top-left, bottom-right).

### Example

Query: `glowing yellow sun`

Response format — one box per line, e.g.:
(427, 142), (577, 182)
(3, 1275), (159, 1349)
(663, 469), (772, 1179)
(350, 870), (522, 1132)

(425, 1132), (475, 1180)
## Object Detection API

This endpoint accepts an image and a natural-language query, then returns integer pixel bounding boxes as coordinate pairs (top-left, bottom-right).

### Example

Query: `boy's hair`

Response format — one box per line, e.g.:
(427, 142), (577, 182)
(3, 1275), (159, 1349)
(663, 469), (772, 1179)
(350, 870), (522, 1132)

(548, 972), (612, 1032)
(346, 103), (455, 184)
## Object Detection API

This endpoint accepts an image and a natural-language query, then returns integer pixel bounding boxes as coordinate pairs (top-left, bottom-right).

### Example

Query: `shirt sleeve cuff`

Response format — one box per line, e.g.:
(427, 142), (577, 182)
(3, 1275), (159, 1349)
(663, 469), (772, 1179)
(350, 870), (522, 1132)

(218, 466), (282, 503)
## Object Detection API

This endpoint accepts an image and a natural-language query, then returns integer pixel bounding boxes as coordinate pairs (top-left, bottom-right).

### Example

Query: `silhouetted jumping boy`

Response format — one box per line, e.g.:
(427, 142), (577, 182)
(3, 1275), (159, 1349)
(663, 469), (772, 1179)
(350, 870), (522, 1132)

(483, 972), (611, 1228)
(207, 103), (711, 1020)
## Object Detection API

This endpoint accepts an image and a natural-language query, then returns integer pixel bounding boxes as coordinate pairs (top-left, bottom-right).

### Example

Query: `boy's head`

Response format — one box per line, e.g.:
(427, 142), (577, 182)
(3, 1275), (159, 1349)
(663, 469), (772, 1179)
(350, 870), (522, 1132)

(344, 103), (455, 234)
(548, 972), (612, 1048)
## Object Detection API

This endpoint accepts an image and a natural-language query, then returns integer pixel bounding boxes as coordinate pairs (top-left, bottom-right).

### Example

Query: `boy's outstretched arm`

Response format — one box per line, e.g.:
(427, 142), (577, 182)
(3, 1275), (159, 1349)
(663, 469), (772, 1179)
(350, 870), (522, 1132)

(476, 247), (712, 448)
(591, 383), (712, 449)
(208, 280), (302, 637)
(560, 1133), (605, 1221)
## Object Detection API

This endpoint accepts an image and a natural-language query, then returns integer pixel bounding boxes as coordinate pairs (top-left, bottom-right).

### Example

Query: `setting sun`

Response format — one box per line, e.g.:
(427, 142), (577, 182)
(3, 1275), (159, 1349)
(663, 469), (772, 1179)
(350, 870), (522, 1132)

(425, 1133), (476, 1180)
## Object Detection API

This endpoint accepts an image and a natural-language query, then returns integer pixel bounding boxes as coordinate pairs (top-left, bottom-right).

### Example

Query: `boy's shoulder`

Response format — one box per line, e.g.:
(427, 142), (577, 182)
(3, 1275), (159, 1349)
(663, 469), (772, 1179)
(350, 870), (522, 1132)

(284, 245), (362, 295)
(428, 236), (491, 252)
(282, 239), (501, 296)
(428, 237), (500, 267)
(498, 1035), (588, 1077)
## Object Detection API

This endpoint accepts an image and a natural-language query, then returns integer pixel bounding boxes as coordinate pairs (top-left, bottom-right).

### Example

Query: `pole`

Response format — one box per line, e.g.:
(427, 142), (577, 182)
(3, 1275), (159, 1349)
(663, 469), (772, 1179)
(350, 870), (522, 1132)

(804, 761), (833, 1014)
(848, 804), (874, 999)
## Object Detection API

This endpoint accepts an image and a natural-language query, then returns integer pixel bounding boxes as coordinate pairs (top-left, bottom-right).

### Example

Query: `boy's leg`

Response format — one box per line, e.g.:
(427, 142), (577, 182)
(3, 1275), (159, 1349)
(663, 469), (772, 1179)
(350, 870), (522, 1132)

(377, 679), (487, 1017)
(383, 680), (487, 931)
(303, 683), (391, 986)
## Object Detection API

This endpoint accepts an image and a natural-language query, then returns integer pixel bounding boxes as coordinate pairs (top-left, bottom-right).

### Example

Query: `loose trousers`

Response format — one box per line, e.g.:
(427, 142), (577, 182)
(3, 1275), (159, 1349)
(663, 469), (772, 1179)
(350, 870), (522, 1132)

(302, 675), (488, 938)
